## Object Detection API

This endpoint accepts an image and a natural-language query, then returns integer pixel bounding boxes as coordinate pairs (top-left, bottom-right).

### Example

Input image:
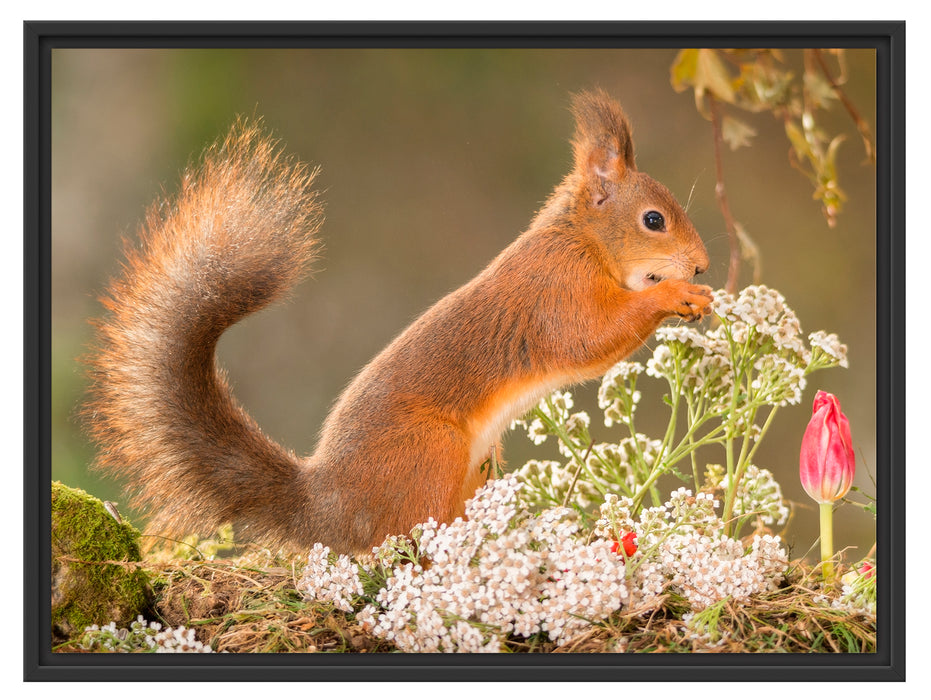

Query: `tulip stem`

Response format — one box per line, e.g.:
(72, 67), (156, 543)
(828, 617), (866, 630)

(820, 502), (835, 584)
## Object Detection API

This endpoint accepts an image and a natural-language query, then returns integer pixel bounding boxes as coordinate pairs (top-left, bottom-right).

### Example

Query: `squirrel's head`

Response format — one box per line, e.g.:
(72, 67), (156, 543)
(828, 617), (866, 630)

(569, 90), (710, 292)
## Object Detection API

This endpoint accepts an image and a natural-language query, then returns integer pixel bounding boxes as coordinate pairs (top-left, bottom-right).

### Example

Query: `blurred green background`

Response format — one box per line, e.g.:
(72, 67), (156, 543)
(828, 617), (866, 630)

(51, 48), (876, 562)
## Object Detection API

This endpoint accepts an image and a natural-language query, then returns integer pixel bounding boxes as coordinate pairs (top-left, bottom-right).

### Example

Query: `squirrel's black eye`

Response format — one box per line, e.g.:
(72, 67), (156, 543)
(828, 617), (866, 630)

(643, 210), (665, 231)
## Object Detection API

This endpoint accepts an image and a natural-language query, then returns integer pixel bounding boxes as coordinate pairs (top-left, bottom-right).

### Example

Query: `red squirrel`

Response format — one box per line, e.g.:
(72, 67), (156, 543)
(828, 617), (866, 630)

(84, 90), (712, 554)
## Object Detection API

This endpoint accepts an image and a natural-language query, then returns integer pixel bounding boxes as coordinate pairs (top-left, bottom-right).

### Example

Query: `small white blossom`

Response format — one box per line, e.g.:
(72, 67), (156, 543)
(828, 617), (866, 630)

(725, 464), (790, 526)
(79, 616), (215, 653)
(153, 625), (215, 653)
(829, 563), (876, 615)
(809, 330), (850, 368)
(358, 476), (630, 651)
(297, 543), (364, 612)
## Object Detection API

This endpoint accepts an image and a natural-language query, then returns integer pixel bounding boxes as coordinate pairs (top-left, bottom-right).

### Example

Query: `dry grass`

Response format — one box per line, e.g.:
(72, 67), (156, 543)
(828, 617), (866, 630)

(143, 555), (391, 653)
(55, 547), (876, 654)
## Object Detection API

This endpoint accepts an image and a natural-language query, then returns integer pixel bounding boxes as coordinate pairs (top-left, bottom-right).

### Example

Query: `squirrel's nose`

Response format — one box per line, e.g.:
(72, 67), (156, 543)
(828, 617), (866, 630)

(694, 263), (707, 276)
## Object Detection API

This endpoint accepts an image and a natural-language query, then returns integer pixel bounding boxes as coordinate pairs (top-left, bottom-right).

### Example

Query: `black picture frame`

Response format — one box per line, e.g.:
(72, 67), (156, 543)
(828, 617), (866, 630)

(24, 20), (905, 681)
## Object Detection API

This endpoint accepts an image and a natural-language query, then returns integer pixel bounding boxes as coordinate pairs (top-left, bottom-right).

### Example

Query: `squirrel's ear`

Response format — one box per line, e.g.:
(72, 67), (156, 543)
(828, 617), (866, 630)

(570, 90), (637, 205)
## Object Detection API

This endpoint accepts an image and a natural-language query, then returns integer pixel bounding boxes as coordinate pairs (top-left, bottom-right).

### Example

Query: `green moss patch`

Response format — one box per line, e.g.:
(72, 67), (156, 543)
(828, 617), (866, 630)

(51, 482), (150, 643)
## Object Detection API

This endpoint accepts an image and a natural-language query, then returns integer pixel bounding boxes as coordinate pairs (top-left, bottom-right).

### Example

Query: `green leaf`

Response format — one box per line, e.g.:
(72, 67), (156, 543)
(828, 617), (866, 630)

(694, 49), (737, 104)
(735, 223), (762, 284)
(721, 116), (757, 150)
(670, 49), (700, 92)
(803, 70), (837, 110)
(670, 48), (736, 116)
(825, 133), (847, 169)
(784, 120), (812, 160)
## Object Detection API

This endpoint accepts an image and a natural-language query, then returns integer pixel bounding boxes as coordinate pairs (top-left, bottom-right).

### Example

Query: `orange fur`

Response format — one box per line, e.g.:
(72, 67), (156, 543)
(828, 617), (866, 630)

(83, 91), (711, 554)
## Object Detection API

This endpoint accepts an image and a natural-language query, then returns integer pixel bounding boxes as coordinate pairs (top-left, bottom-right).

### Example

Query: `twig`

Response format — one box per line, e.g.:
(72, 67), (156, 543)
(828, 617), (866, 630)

(708, 95), (741, 293)
(561, 440), (596, 509)
(200, 564), (265, 589)
(812, 48), (876, 163)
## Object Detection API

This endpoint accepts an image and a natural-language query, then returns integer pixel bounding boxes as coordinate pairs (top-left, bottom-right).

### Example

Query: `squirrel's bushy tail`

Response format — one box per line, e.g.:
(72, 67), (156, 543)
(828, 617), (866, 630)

(83, 119), (324, 546)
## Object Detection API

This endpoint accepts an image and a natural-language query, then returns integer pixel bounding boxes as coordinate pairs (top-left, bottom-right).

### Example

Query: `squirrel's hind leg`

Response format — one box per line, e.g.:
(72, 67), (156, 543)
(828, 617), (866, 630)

(330, 418), (479, 552)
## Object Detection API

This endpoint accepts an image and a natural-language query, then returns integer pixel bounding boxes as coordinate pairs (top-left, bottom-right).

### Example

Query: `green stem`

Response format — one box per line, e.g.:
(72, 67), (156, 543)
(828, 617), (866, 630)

(721, 404), (779, 525)
(722, 406), (756, 536)
(562, 441), (595, 509)
(723, 371), (742, 519)
(687, 398), (700, 493)
(743, 405), (779, 466)
(630, 417), (728, 512)
(659, 382), (681, 468)
(619, 392), (649, 492)
(661, 417), (728, 471)
(820, 502), (835, 584)
(534, 402), (606, 498)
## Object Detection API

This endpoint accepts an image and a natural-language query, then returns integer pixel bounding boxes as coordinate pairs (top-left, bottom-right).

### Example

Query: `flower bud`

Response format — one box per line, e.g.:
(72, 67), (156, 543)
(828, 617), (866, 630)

(799, 391), (855, 503)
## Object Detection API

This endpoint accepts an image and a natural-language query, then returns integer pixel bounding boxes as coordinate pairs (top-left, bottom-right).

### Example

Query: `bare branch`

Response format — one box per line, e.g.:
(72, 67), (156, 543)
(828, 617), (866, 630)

(812, 48), (876, 164)
(708, 95), (742, 294)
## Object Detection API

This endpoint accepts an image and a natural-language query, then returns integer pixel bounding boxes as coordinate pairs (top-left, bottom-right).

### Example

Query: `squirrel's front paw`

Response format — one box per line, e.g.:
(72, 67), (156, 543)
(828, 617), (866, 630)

(663, 281), (713, 322)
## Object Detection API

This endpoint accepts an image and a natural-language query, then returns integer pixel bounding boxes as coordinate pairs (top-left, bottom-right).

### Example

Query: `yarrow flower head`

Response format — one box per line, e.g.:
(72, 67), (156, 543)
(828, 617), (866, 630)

(297, 481), (790, 653)
(835, 559), (876, 615)
(711, 285), (811, 366)
(79, 616), (216, 653)
(594, 488), (788, 610)
(153, 625), (215, 653)
(514, 285), (847, 547)
(598, 361), (644, 428)
(298, 543), (364, 612)
(511, 390), (577, 445)
(809, 331), (849, 369)
(355, 476), (631, 651)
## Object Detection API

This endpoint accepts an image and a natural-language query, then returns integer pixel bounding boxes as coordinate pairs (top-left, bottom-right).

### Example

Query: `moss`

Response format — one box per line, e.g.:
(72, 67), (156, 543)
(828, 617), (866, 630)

(51, 482), (151, 643)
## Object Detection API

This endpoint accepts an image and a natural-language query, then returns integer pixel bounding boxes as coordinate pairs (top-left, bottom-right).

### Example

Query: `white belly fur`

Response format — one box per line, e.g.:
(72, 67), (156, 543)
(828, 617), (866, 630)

(467, 372), (580, 468)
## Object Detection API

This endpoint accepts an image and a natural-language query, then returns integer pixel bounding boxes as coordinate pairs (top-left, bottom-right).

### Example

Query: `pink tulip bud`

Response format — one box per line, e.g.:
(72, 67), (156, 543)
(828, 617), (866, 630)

(799, 391), (855, 503)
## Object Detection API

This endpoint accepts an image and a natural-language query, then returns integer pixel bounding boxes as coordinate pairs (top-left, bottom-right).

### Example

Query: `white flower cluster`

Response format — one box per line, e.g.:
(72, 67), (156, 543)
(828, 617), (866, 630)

(598, 361), (644, 427)
(596, 488), (788, 611)
(513, 458), (596, 510)
(297, 542), (364, 612)
(80, 616), (215, 653)
(648, 326), (734, 410)
(657, 531), (788, 610)
(514, 433), (664, 510)
(640, 286), (847, 415)
(712, 285), (803, 353)
(712, 285), (845, 388)
(355, 476), (630, 652)
(751, 354), (807, 407)
(830, 563), (876, 616)
(809, 330), (849, 369)
(153, 625), (215, 653)
(706, 287), (811, 403)
(510, 390), (576, 445)
(293, 481), (790, 652)
(725, 464), (790, 527)
(581, 435), (664, 496)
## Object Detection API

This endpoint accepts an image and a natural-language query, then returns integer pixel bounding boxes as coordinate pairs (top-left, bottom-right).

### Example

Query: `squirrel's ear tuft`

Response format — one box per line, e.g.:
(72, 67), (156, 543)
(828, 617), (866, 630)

(570, 90), (637, 201)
